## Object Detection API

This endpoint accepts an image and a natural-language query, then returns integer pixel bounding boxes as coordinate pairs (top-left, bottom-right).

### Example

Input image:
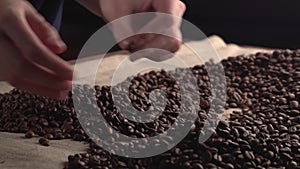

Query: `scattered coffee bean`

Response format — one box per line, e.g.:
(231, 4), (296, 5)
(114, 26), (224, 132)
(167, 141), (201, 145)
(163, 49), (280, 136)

(25, 130), (35, 138)
(39, 138), (50, 146)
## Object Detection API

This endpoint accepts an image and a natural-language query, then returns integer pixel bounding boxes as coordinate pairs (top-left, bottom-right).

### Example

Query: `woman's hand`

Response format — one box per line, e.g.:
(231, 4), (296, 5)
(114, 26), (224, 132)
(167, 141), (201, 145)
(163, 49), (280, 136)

(100, 0), (186, 53)
(0, 0), (73, 99)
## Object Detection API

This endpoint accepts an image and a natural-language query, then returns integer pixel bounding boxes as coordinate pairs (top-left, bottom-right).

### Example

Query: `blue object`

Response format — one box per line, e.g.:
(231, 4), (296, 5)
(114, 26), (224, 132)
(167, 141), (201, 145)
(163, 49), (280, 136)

(28, 0), (64, 30)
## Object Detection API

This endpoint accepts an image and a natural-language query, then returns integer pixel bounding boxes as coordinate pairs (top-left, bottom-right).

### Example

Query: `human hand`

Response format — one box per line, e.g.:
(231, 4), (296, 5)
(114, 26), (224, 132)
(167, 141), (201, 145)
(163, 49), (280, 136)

(100, 0), (186, 53)
(0, 0), (73, 99)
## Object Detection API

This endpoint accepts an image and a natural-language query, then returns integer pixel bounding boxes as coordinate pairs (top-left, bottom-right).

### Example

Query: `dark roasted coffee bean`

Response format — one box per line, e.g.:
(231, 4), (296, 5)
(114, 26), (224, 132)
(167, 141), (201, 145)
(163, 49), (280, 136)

(288, 93), (296, 99)
(267, 124), (274, 133)
(205, 163), (217, 169)
(200, 99), (210, 109)
(44, 134), (54, 139)
(225, 163), (234, 169)
(39, 138), (50, 146)
(54, 133), (65, 140)
(201, 150), (212, 162)
(73, 134), (86, 141)
(25, 130), (35, 138)
(192, 162), (204, 169)
(281, 152), (293, 161)
(290, 100), (299, 109)
(76, 160), (86, 167)
(244, 151), (255, 160)
(288, 161), (298, 169)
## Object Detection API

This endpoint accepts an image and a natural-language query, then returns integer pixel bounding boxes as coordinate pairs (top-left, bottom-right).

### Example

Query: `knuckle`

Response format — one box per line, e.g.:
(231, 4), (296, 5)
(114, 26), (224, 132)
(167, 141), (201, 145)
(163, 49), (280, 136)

(35, 15), (48, 27)
(35, 19), (58, 38)
(0, 8), (20, 24)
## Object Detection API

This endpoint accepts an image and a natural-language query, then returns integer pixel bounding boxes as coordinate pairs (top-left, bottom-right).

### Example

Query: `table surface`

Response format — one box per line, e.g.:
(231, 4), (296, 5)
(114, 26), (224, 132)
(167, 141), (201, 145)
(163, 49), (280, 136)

(0, 35), (274, 169)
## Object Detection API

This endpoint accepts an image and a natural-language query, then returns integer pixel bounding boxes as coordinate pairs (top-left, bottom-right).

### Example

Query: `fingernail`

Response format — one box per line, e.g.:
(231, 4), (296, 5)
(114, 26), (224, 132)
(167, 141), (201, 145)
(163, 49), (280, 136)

(58, 40), (67, 48)
(47, 36), (66, 48)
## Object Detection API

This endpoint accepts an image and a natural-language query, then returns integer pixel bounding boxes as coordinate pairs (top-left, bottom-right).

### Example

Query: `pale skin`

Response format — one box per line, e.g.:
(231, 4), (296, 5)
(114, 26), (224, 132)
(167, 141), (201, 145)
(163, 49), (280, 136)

(0, 0), (186, 99)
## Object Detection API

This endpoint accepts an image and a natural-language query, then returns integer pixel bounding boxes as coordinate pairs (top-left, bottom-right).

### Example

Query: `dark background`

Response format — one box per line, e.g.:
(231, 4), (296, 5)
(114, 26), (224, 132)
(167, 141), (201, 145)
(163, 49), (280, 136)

(60, 0), (300, 60)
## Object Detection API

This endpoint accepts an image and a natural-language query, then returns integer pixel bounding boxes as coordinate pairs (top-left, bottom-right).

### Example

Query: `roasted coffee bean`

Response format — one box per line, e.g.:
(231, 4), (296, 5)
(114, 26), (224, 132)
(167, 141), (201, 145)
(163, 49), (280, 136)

(39, 138), (50, 146)
(290, 100), (299, 109)
(200, 99), (210, 109)
(267, 124), (274, 133)
(244, 151), (255, 160)
(25, 130), (35, 138)
(54, 133), (65, 140)
(44, 133), (54, 139)
(225, 163), (235, 169)
(288, 161), (298, 169)
(192, 162), (204, 169)
(281, 152), (293, 161)
(205, 163), (217, 169)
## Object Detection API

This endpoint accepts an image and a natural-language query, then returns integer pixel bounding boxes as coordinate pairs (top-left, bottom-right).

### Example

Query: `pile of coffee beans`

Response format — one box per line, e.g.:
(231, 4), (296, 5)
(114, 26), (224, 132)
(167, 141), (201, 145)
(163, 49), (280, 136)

(0, 50), (299, 169)
(0, 88), (88, 142)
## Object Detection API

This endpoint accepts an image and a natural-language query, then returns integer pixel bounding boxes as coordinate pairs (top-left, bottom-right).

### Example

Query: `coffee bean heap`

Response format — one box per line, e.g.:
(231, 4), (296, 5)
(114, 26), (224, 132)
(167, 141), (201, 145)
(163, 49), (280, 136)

(73, 67), (216, 140)
(77, 70), (184, 138)
(0, 89), (88, 142)
(0, 50), (300, 168)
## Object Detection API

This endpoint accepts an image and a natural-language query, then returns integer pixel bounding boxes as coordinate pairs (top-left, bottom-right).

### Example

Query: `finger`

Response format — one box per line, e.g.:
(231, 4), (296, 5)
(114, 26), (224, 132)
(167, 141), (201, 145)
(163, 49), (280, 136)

(122, 34), (149, 52)
(152, 0), (186, 17)
(10, 58), (72, 91)
(99, 0), (135, 21)
(3, 11), (73, 80)
(118, 37), (136, 51)
(108, 17), (136, 50)
(10, 78), (69, 99)
(0, 35), (72, 92)
(26, 10), (67, 54)
(100, 0), (137, 50)
(128, 34), (152, 52)
(109, 18), (135, 50)
(131, 34), (181, 53)
(131, 0), (185, 53)
(135, 12), (183, 43)
(128, 47), (174, 62)
(148, 0), (185, 37)
(139, 0), (154, 12)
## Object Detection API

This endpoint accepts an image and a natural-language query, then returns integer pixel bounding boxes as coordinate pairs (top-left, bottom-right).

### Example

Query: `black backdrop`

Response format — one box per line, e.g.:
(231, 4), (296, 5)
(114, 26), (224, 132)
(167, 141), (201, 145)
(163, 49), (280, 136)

(182, 0), (300, 49)
(60, 0), (300, 60)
